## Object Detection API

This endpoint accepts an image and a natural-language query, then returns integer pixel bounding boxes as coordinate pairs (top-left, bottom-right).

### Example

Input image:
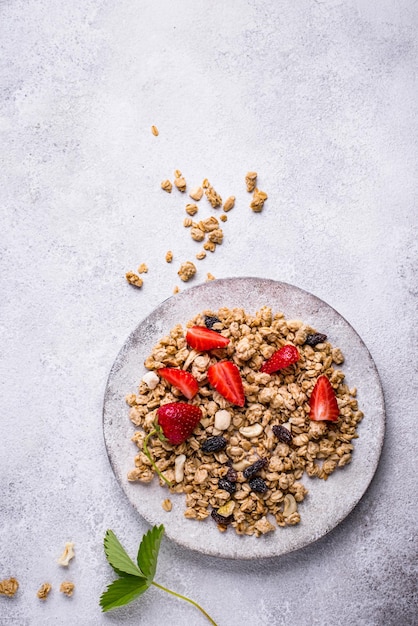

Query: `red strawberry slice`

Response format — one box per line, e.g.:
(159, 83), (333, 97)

(207, 361), (245, 407)
(309, 375), (339, 422)
(260, 344), (300, 374)
(186, 326), (230, 351)
(157, 402), (202, 445)
(158, 368), (199, 400)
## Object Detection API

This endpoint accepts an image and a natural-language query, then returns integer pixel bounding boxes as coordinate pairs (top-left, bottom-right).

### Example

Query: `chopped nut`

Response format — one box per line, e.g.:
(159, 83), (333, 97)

(161, 179), (172, 193)
(185, 203), (198, 216)
(0, 578), (19, 597)
(208, 228), (223, 244)
(196, 250), (206, 260)
(37, 583), (52, 600)
(223, 196), (235, 212)
(151, 125), (159, 136)
(205, 185), (222, 208)
(214, 409), (231, 430)
(203, 241), (216, 253)
(190, 227), (205, 242)
(283, 494), (297, 517)
(175, 454), (186, 482)
(239, 424), (263, 438)
(165, 251), (173, 263)
(178, 261), (196, 282)
(189, 186), (203, 201)
(245, 171), (257, 192)
(250, 188), (268, 212)
(220, 214), (228, 222)
(137, 263), (148, 274)
(206, 273), (216, 281)
(162, 498), (172, 512)
(183, 217), (193, 227)
(57, 542), (75, 567)
(142, 371), (160, 389)
(125, 272), (143, 288)
(60, 582), (75, 597)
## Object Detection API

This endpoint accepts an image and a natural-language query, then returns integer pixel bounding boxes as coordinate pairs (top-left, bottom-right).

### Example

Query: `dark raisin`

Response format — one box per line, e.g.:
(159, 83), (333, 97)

(218, 478), (236, 494)
(249, 477), (268, 493)
(201, 436), (227, 453)
(272, 425), (293, 445)
(243, 458), (267, 479)
(211, 509), (233, 526)
(204, 315), (221, 331)
(305, 333), (327, 346)
(225, 467), (238, 483)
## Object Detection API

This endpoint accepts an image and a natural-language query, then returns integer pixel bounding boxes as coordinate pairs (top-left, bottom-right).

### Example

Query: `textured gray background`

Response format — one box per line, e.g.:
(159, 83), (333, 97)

(1, 1), (417, 625)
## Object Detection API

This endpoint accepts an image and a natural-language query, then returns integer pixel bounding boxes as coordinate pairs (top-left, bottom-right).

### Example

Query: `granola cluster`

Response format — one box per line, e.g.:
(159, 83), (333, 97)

(126, 306), (363, 537)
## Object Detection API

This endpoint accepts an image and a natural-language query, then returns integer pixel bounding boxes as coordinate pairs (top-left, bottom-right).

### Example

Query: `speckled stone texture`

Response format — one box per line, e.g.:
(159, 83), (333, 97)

(1, 1), (417, 625)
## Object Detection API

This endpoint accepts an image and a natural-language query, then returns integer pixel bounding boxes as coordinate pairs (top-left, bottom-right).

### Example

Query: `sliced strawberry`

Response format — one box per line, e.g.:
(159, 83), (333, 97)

(186, 326), (230, 351)
(260, 344), (300, 374)
(156, 402), (202, 445)
(158, 368), (199, 400)
(309, 375), (339, 422)
(207, 361), (245, 407)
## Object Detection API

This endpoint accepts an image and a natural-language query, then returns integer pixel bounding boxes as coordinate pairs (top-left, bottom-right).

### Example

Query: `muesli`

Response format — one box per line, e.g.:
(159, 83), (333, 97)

(126, 306), (363, 537)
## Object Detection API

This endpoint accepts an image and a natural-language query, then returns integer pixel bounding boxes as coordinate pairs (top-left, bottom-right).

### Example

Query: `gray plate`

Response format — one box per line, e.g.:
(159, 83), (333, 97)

(103, 278), (385, 559)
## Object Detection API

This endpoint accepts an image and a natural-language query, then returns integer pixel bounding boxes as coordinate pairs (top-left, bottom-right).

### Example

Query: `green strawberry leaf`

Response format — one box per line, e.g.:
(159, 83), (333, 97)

(104, 529), (145, 578)
(99, 575), (149, 612)
(137, 524), (164, 582)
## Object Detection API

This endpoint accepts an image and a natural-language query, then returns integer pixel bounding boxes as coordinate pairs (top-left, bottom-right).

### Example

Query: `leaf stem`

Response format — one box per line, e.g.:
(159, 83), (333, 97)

(143, 430), (173, 488)
(152, 581), (218, 626)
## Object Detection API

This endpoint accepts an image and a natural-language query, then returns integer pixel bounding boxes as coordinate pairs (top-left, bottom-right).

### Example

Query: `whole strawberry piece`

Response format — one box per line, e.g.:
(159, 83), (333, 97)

(158, 368), (199, 400)
(157, 402), (202, 445)
(186, 326), (230, 351)
(207, 361), (245, 407)
(309, 375), (339, 422)
(260, 344), (299, 374)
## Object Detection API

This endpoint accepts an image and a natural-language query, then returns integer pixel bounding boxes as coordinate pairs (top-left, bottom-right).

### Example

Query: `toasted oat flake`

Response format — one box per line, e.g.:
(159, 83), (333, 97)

(0, 578), (19, 597)
(250, 188), (268, 212)
(205, 185), (222, 208)
(223, 196), (235, 212)
(137, 263), (148, 274)
(177, 261), (196, 282)
(208, 228), (223, 244)
(165, 250), (173, 263)
(125, 272), (143, 288)
(161, 179), (173, 193)
(202, 178), (210, 189)
(183, 217), (193, 228)
(245, 171), (257, 192)
(174, 171), (186, 192)
(151, 125), (159, 136)
(185, 203), (198, 216)
(37, 583), (52, 600)
(60, 582), (74, 597)
(206, 273), (216, 281)
(196, 250), (206, 260)
(190, 227), (205, 242)
(203, 241), (216, 252)
(162, 498), (172, 512)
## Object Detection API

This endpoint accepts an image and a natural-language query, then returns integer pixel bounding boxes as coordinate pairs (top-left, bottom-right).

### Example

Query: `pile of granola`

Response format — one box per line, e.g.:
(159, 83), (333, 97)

(126, 306), (363, 537)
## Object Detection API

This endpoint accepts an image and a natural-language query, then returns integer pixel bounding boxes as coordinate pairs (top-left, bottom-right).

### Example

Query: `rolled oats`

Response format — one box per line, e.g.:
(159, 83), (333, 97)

(196, 250), (206, 261)
(125, 271), (143, 288)
(223, 196), (235, 212)
(137, 263), (148, 274)
(151, 125), (159, 136)
(161, 179), (172, 193)
(174, 171), (186, 192)
(185, 203), (198, 216)
(37, 583), (52, 600)
(162, 498), (172, 511)
(245, 171), (257, 192)
(128, 307), (363, 537)
(205, 185), (222, 208)
(165, 250), (173, 263)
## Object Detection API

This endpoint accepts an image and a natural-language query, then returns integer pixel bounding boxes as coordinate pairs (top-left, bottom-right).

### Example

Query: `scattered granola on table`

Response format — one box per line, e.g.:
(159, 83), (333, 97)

(151, 125), (159, 136)
(137, 263), (148, 274)
(125, 272), (143, 288)
(250, 188), (268, 212)
(37, 583), (52, 600)
(60, 582), (75, 597)
(177, 261), (196, 282)
(127, 306), (363, 537)
(161, 179), (173, 193)
(0, 577), (19, 597)
(245, 171), (257, 192)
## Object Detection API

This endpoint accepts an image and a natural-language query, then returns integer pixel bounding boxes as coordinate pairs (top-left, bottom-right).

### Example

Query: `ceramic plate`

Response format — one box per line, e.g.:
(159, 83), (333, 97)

(103, 278), (385, 559)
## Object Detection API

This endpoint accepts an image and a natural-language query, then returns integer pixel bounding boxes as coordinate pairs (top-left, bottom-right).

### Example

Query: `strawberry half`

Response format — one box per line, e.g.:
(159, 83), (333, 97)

(157, 402), (202, 445)
(309, 375), (339, 422)
(260, 344), (300, 374)
(207, 361), (245, 407)
(158, 368), (199, 400)
(186, 326), (230, 351)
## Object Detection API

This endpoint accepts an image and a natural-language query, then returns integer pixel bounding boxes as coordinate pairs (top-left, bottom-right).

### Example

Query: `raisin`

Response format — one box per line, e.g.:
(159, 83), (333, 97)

(218, 478), (236, 494)
(243, 458), (267, 480)
(249, 477), (268, 493)
(211, 509), (233, 526)
(225, 467), (238, 483)
(272, 425), (293, 445)
(305, 333), (327, 346)
(201, 436), (227, 453)
(204, 315), (221, 331)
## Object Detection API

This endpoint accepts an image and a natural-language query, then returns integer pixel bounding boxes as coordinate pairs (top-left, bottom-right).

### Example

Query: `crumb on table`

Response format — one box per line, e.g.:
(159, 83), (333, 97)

(60, 582), (75, 597)
(0, 578), (19, 597)
(37, 583), (52, 600)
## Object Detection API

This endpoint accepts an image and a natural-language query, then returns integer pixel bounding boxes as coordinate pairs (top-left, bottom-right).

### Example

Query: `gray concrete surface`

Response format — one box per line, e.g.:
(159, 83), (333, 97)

(1, 1), (417, 625)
